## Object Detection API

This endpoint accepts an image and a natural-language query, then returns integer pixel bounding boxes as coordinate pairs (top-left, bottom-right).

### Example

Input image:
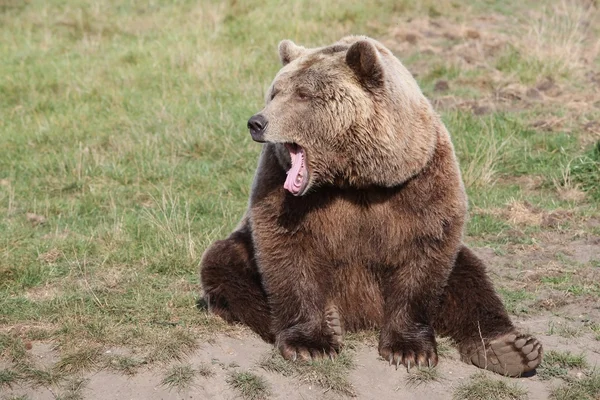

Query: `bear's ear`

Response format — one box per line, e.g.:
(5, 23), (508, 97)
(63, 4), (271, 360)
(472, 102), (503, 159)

(346, 40), (384, 87)
(278, 40), (305, 66)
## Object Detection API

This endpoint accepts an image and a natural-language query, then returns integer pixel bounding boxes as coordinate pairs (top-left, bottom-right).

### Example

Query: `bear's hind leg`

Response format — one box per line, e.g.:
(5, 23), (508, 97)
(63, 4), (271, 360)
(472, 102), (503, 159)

(200, 221), (274, 343)
(433, 245), (542, 377)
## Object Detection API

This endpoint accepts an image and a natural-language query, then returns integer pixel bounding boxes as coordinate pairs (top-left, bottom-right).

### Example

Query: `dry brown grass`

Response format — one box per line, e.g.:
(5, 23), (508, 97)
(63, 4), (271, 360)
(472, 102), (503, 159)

(517, 0), (600, 77)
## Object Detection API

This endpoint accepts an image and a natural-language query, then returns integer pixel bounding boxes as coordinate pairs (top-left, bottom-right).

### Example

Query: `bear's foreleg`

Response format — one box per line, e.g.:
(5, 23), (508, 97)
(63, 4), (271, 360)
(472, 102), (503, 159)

(256, 242), (342, 362)
(377, 249), (456, 370)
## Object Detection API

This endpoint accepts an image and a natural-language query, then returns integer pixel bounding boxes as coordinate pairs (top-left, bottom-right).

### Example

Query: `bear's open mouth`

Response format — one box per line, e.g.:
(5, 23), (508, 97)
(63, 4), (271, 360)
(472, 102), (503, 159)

(284, 143), (309, 196)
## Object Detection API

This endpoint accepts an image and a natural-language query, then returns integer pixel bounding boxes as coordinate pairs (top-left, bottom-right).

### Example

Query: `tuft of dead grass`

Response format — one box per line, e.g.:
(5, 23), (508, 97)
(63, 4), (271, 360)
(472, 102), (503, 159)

(504, 200), (544, 226)
(56, 377), (88, 400)
(404, 367), (443, 387)
(103, 354), (147, 375)
(53, 346), (103, 374)
(197, 362), (215, 378)
(259, 349), (356, 397)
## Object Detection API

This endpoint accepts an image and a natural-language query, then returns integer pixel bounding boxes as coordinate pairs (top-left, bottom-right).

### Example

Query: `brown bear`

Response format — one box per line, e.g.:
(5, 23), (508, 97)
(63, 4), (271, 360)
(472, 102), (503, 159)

(200, 36), (542, 377)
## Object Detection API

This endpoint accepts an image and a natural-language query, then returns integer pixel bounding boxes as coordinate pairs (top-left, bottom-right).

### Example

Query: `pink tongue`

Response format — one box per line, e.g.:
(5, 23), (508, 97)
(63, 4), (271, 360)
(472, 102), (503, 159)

(284, 147), (304, 194)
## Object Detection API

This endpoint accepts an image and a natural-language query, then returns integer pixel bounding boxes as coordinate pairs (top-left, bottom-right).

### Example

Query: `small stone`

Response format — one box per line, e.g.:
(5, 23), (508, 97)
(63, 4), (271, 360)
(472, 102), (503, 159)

(26, 212), (46, 226)
(536, 77), (555, 92)
(434, 80), (449, 92)
(404, 33), (418, 44)
(472, 105), (491, 116)
(526, 88), (542, 99)
(465, 29), (481, 39)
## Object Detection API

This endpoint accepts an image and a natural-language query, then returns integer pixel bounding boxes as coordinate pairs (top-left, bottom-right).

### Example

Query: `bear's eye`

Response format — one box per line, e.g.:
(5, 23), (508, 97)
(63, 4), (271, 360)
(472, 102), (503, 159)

(270, 89), (279, 101)
(296, 89), (311, 101)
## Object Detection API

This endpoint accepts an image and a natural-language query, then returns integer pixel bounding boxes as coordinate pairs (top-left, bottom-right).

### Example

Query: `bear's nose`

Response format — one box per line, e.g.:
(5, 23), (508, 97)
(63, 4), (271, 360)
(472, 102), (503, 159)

(247, 114), (268, 142)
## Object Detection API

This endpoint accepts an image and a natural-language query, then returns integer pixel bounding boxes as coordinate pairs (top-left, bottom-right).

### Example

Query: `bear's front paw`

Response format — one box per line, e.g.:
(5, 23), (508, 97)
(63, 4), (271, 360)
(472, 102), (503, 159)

(378, 325), (438, 370)
(276, 319), (343, 362)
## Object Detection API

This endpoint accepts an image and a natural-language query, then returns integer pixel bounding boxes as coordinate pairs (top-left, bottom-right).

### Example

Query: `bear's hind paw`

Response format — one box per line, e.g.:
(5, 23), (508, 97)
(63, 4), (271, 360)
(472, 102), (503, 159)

(464, 332), (543, 377)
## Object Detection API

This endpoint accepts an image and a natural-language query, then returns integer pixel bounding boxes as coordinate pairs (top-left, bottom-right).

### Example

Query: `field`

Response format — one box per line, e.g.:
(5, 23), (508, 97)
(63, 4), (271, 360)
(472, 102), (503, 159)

(1, 0), (599, 399)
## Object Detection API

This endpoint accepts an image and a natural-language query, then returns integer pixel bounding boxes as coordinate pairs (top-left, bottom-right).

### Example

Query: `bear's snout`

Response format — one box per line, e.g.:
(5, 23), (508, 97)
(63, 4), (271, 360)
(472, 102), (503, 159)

(248, 114), (268, 143)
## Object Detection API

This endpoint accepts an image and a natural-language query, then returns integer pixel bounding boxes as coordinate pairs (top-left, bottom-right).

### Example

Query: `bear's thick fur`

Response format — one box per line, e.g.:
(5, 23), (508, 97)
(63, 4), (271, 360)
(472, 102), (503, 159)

(200, 36), (542, 376)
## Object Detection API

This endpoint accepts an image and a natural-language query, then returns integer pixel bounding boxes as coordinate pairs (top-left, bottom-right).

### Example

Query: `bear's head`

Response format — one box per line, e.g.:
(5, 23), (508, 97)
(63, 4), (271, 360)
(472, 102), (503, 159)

(248, 36), (440, 196)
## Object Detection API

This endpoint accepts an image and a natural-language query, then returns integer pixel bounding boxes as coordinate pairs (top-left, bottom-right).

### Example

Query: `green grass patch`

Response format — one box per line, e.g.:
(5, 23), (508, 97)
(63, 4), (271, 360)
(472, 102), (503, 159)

(550, 370), (600, 400)
(498, 288), (535, 315)
(538, 349), (588, 381)
(541, 273), (600, 297)
(227, 371), (272, 400)
(543, 350), (588, 370)
(0, 368), (20, 388)
(467, 213), (512, 237)
(161, 363), (198, 392)
(569, 141), (600, 202)
(19, 365), (64, 387)
(453, 372), (528, 400)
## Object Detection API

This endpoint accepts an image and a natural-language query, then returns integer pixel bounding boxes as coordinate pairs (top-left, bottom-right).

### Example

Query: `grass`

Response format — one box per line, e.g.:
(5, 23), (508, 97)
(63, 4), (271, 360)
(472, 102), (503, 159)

(19, 365), (64, 387)
(259, 349), (356, 396)
(405, 367), (443, 387)
(550, 370), (600, 400)
(55, 377), (88, 400)
(0, 368), (20, 388)
(569, 142), (600, 201)
(513, 0), (598, 81)
(197, 362), (215, 378)
(145, 328), (199, 363)
(538, 350), (588, 381)
(103, 354), (147, 375)
(160, 363), (198, 392)
(53, 346), (102, 374)
(0, 0), (599, 396)
(498, 288), (535, 315)
(543, 350), (588, 370)
(227, 371), (272, 400)
(453, 372), (528, 400)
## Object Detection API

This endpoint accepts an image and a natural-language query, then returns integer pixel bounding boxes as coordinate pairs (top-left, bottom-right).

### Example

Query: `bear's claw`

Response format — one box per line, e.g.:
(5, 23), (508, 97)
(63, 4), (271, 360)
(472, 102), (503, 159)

(378, 324), (438, 371)
(277, 304), (344, 362)
(463, 332), (543, 377)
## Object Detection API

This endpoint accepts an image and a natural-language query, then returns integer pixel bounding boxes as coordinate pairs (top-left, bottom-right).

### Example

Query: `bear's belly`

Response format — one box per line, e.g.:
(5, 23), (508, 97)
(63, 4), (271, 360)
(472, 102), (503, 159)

(308, 197), (409, 266)
(307, 201), (399, 330)
(329, 260), (385, 331)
